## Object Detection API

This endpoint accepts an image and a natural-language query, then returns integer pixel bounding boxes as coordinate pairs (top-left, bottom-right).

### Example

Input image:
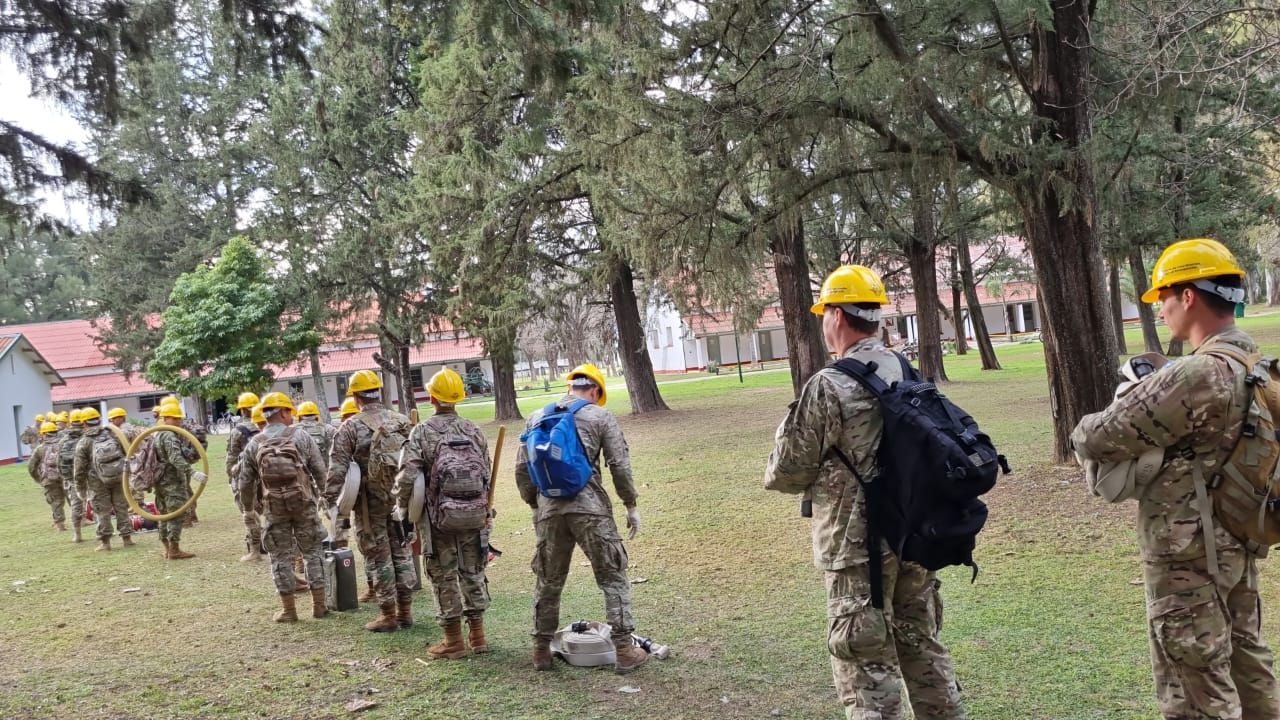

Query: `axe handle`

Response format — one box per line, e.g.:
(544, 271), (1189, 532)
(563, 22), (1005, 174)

(486, 426), (506, 528)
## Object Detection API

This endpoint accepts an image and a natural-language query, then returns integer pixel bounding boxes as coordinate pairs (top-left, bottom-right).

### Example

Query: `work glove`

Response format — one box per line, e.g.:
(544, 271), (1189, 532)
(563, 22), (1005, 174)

(191, 471), (208, 485)
(625, 507), (641, 540)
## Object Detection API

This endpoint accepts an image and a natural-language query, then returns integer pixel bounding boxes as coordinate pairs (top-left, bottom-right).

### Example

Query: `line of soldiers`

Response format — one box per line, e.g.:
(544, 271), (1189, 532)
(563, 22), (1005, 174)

(228, 364), (648, 673)
(26, 398), (203, 560)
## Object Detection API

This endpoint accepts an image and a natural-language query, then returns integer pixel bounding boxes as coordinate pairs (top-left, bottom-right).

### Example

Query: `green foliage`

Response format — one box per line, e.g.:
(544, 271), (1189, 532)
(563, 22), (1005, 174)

(0, 222), (91, 323)
(144, 236), (319, 400)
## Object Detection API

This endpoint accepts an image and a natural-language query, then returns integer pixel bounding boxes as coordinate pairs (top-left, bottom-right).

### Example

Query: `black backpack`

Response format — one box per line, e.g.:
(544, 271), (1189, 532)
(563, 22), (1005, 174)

(829, 353), (1010, 609)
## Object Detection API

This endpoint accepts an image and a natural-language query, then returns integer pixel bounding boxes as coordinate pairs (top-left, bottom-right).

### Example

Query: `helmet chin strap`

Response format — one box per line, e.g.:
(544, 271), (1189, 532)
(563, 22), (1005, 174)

(1190, 279), (1245, 304)
(837, 304), (882, 322)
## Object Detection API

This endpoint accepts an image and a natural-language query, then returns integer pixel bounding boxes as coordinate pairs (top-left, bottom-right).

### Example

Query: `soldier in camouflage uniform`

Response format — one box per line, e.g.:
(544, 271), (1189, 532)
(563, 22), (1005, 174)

(296, 401), (336, 460)
(765, 265), (966, 720)
(1073, 239), (1278, 720)
(20, 414), (42, 457)
(324, 370), (415, 633)
(238, 393), (329, 622)
(395, 368), (491, 658)
(73, 408), (134, 551)
(226, 392), (264, 562)
(59, 409), (87, 543)
(154, 403), (202, 559)
(106, 408), (144, 505)
(28, 422), (67, 530)
(514, 362), (648, 675)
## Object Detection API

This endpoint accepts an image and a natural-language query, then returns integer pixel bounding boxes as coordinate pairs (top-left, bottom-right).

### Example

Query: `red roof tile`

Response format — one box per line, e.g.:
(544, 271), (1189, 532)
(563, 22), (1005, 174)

(51, 371), (162, 403)
(275, 336), (485, 378)
(0, 319), (113, 370)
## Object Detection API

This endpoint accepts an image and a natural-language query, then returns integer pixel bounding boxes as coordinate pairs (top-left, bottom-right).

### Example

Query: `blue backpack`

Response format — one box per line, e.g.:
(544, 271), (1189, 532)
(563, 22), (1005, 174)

(521, 399), (595, 498)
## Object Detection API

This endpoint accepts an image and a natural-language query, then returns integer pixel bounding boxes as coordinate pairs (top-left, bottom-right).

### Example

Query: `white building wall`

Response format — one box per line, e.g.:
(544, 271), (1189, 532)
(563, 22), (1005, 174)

(645, 301), (689, 373)
(2, 347), (55, 461)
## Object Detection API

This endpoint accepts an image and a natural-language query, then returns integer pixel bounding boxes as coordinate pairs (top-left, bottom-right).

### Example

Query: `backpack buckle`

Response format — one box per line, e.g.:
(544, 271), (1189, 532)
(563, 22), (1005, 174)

(1243, 422), (1257, 439)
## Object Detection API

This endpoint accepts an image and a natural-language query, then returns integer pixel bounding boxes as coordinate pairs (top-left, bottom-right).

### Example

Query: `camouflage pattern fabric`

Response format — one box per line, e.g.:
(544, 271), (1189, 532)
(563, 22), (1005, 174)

(29, 442), (69, 523)
(58, 427), (84, 501)
(20, 425), (38, 449)
(226, 419), (261, 550)
(514, 395), (639, 521)
(299, 418), (336, 464)
(154, 428), (193, 543)
(1072, 326), (1278, 719)
(324, 403), (415, 605)
(765, 336), (966, 720)
(239, 423), (328, 594)
(531, 513), (633, 638)
(395, 409), (491, 625)
(74, 428), (132, 541)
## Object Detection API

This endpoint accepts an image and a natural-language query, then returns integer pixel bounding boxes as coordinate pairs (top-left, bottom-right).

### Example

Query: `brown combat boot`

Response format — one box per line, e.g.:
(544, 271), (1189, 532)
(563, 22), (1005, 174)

(396, 592), (414, 628)
(167, 541), (195, 560)
(614, 636), (649, 675)
(121, 534), (135, 547)
(274, 593), (298, 623)
(533, 636), (553, 671)
(466, 616), (488, 653)
(72, 524), (82, 543)
(239, 543), (263, 562)
(358, 580), (375, 604)
(161, 540), (172, 559)
(95, 538), (111, 552)
(427, 621), (469, 660)
(365, 602), (400, 633)
(293, 574), (310, 593)
(310, 588), (329, 619)
(54, 520), (66, 531)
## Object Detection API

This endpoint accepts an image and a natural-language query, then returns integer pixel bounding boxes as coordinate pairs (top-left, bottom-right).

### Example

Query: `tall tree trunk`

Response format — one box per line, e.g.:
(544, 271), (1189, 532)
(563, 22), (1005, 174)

(1108, 260), (1128, 354)
(1268, 266), (1280, 306)
(958, 229), (1001, 370)
(771, 214), (828, 396)
(949, 249), (967, 355)
(906, 239), (948, 382)
(1010, 0), (1117, 461)
(1127, 246), (1163, 353)
(309, 346), (330, 422)
(490, 336), (522, 422)
(398, 344), (413, 419)
(609, 256), (669, 414)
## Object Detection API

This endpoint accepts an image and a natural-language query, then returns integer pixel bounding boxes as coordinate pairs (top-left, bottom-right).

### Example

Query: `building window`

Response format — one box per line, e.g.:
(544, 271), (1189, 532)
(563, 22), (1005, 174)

(650, 330), (660, 349)
(288, 380), (304, 397)
(139, 394), (167, 411)
(335, 375), (348, 398)
(665, 327), (674, 347)
(409, 367), (425, 391)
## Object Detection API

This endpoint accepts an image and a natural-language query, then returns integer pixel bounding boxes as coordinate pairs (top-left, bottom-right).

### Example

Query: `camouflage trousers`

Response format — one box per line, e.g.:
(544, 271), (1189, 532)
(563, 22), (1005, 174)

(232, 485), (262, 552)
(531, 513), (634, 640)
(354, 506), (414, 606)
(1144, 549), (1280, 720)
(825, 553), (965, 720)
(64, 478), (85, 528)
(263, 510), (326, 595)
(88, 476), (132, 540)
(155, 480), (191, 543)
(423, 525), (490, 625)
(42, 481), (69, 523)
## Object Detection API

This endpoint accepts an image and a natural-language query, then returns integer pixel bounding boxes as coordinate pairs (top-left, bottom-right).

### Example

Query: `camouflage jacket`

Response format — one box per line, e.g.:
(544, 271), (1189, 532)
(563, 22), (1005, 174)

(154, 426), (194, 489)
(28, 442), (48, 485)
(73, 426), (120, 487)
(324, 403), (411, 506)
(237, 423), (327, 513)
(298, 418), (337, 463)
(225, 418), (258, 485)
(515, 394), (638, 520)
(58, 428), (83, 490)
(20, 425), (38, 447)
(764, 336), (905, 571)
(1071, 326), (1254, 562)
(393, 410), (489, 509)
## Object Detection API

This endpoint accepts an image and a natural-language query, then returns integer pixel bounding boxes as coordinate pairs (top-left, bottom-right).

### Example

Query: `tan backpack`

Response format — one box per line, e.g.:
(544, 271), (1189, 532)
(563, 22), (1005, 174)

(255, 427), (308, 491)
(1202, 343), (1280, 556)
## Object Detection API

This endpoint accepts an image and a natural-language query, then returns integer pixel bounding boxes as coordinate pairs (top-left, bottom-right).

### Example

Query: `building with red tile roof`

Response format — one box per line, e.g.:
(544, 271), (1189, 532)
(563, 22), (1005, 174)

(0, 332), (65, 463)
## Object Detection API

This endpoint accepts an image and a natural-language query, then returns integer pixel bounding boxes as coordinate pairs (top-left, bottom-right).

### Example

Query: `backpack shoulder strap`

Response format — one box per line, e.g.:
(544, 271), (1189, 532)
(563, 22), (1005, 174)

(830, 357), (891, 397)
(566, 398), (592, 414)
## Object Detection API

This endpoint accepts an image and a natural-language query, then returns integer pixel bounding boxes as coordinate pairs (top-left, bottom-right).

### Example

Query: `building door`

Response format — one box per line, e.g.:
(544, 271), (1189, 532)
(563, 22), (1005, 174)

(705, 336), (722, 367)
(12, 404), (22, 458)
(757, 331), (774, 361)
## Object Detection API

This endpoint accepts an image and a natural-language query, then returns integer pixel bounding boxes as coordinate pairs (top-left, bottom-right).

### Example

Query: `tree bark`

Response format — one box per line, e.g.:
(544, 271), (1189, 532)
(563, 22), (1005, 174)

(609, 256), (670, 414)
(1108, 260), (1128, 355)
(309, 346), (330, 422)
(398, 343), (413, 419)
(490, 339), (522, 422)
(905, 238), (948, 382)
(958, 231), (1001, 370)
(1127, 246), (1163, 353)
(1268, 266), (1280, 306)
(771, 213), (829, 396)
(949, 249), (967, 355)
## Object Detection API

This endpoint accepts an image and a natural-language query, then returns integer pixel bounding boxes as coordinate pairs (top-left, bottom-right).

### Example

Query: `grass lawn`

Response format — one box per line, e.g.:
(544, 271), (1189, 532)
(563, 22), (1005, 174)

(6, 312), (1280, 719)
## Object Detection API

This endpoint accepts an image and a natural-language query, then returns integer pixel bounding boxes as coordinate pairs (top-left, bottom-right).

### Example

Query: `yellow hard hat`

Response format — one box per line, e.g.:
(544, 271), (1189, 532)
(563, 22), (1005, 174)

(56, 411), (68, 423)
(80, 407), (101, 423)
(236, 391), (261, 410)
(346, 369), (382, 396)
(259, 391), (295, 412)
(340, 398), (358, 418)
(40, 422), (57, 434)
(35, 414), (44, 422)
(69, 409), (83, 424)
(107, 407), (127, 420)
(567, 363), (608, 406)
(158, 403), (184, 419)
(427, 368), (466, 404)
(251, 403), (266, 425)
(1142, 238), (1247, 304)
(296, 400), (320, 417)
(159, 397), (180, 410)
(811, 265), (890, 315)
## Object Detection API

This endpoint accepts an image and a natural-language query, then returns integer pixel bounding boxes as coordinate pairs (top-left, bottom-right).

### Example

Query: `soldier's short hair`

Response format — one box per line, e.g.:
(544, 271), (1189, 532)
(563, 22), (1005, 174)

(1173, 274), (1242, 316)
(839, 303), (882, 336)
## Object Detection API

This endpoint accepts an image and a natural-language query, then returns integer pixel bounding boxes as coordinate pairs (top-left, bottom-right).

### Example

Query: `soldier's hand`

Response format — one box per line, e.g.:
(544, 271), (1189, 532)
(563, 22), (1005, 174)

(625, 507), (641, 540)
(192, 471), (208, 484)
